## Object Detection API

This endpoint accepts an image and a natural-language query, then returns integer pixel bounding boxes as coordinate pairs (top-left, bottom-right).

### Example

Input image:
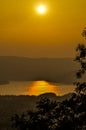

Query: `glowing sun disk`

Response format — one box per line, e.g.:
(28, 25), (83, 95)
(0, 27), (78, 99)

(37, 5), (47, 14)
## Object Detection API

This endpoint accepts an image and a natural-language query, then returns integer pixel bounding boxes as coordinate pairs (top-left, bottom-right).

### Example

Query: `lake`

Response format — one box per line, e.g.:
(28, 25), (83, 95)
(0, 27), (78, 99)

(0, 81), (75, 96)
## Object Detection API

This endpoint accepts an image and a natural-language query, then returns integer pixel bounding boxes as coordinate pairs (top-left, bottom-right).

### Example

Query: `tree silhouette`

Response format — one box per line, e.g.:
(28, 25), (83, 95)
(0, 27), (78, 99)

(11, 98), (59, 130)
(11, 29), (86, 130)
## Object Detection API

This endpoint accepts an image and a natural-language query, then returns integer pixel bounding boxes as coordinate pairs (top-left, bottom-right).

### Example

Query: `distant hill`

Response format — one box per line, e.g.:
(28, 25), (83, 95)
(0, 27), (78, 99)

(0, 56), (78, 84)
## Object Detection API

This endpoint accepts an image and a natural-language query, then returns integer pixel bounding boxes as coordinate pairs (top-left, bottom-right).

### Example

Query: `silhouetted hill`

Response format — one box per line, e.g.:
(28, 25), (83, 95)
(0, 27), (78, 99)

(0, 56), (78, 84)
(38, 92), (72, 101)
(0, 93), (72, 130)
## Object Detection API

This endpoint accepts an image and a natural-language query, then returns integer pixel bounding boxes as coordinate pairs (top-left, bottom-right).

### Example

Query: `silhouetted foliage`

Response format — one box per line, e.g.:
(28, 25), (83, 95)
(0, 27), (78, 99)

(11, 29), (86, 130)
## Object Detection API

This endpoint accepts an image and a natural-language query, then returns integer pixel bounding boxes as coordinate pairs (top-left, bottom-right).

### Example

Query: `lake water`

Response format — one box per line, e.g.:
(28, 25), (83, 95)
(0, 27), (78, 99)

(0, 81), (75, 96)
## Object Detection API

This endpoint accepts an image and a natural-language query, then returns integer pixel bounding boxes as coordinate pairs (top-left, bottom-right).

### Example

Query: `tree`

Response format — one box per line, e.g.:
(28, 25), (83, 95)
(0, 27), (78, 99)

(11, 98), (59, 130)
(73, 28), (86, 129)
(56, 32), (86, 129)
(75, 28), (86, 95)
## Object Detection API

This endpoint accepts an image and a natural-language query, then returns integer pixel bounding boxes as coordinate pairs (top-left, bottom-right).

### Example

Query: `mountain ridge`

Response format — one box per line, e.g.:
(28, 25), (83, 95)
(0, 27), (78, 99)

(0, 56), (78, 84)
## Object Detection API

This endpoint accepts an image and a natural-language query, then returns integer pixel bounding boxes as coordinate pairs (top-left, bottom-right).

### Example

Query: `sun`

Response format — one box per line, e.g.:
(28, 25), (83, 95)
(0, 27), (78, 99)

(37, 5), (47, 14)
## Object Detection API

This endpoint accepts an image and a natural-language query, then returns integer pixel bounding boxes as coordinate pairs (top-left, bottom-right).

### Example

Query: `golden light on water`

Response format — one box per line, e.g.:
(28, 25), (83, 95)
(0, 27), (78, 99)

(28, 81), (59, 96)
(0, 81), (75, 96)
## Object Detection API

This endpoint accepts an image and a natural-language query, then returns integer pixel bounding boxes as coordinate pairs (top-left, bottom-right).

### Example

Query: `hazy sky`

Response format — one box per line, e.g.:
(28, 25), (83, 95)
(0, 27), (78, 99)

(0, 0), (86, 58)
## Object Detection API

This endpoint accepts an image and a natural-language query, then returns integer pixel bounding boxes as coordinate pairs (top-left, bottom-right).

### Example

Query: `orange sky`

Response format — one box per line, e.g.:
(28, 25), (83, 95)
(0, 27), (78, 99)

(0, 0), (86, 58)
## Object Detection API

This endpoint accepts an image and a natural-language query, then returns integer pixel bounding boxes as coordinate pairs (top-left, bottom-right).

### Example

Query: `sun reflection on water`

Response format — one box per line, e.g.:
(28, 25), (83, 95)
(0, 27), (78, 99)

(27, 81), (59, 96)
(0, 81), (75, 96)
